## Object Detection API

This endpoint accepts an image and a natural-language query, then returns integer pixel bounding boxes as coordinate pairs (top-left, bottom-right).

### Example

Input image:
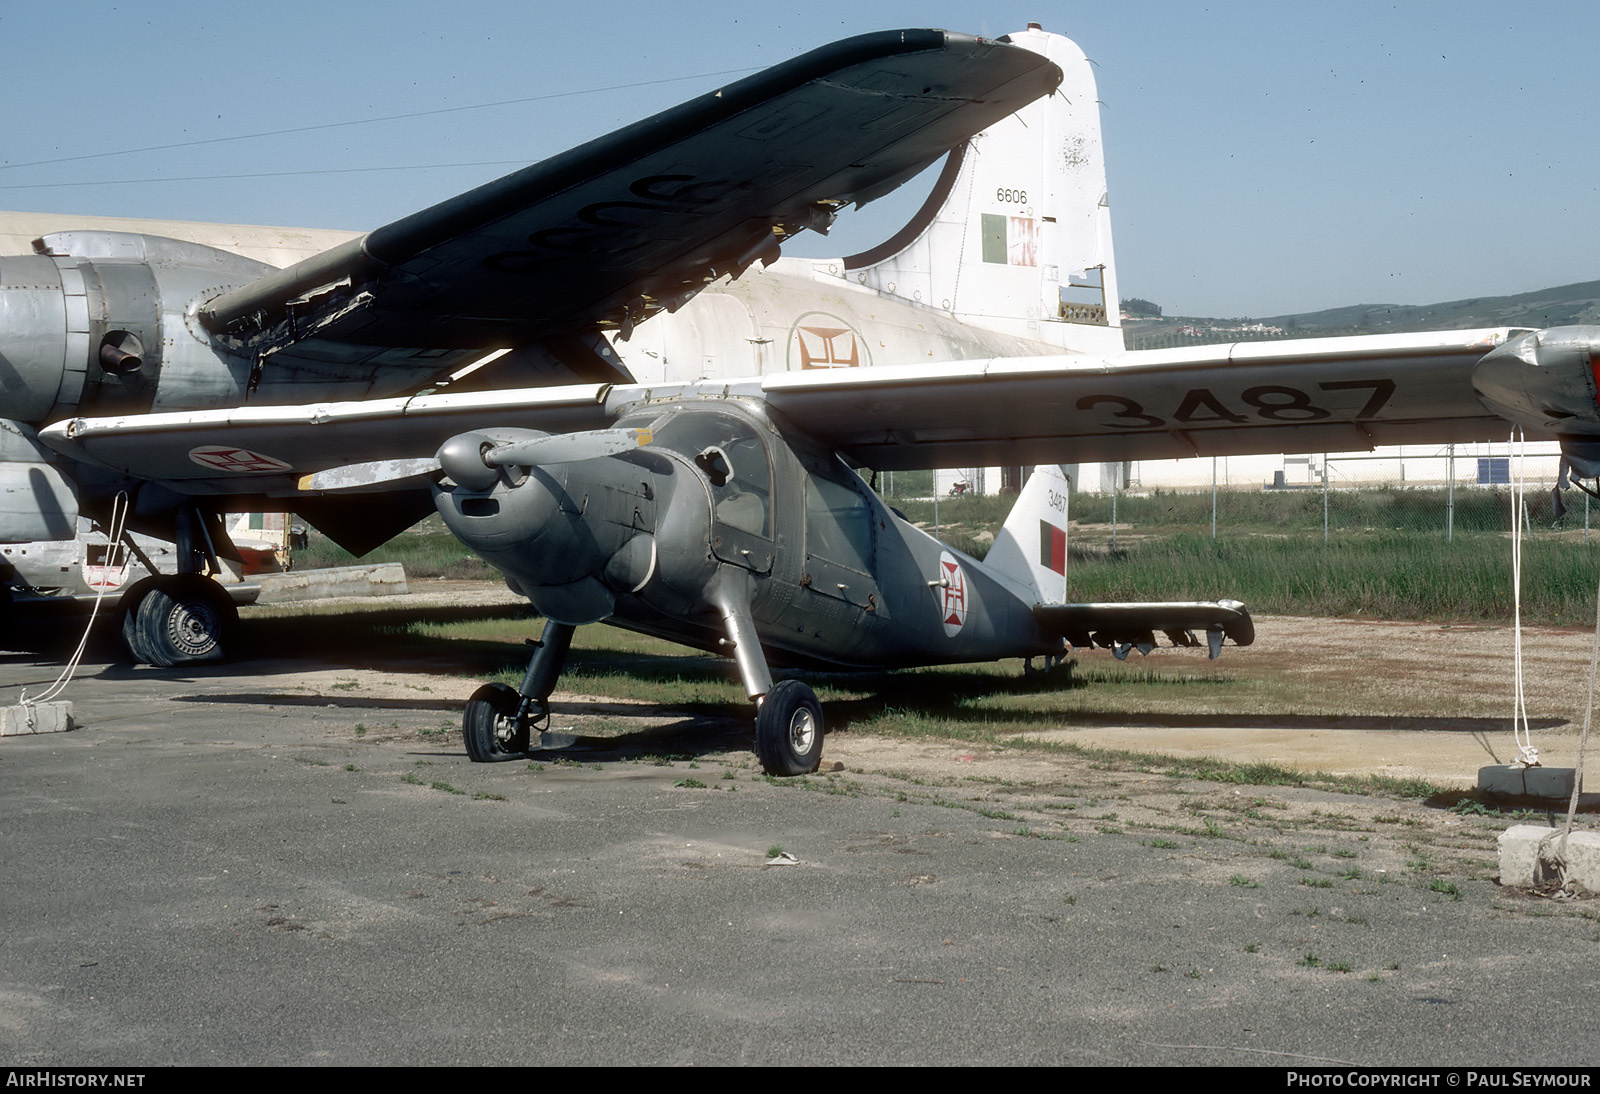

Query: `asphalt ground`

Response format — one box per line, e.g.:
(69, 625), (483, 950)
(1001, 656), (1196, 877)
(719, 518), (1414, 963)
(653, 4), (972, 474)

(2, 595), (1599, 1067)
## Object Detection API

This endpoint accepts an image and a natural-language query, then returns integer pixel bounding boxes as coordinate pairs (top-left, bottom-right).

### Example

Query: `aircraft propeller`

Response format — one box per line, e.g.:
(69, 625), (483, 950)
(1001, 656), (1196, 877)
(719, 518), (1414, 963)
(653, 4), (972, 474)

(296, 426), (655, 493)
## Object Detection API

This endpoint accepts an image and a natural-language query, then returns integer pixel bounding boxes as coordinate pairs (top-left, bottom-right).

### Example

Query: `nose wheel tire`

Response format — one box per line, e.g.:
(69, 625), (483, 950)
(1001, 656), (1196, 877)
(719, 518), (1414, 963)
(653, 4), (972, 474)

(755, 679), (824, 776)
(463, 682), (531, 762)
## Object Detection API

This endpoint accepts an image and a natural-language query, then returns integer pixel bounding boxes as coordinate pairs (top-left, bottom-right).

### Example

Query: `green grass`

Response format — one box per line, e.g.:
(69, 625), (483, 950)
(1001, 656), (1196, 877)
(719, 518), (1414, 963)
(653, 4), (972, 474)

(1066, 484), (1550, 536)
(1061, 531), (1598, 625)
(886, 484), (1597, 625)
(387, 611), (1466, 799)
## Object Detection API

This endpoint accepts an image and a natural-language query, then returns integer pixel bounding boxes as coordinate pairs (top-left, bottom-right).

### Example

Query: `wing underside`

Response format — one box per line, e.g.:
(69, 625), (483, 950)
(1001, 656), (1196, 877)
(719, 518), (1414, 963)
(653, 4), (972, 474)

(760, 328), (1532, 468)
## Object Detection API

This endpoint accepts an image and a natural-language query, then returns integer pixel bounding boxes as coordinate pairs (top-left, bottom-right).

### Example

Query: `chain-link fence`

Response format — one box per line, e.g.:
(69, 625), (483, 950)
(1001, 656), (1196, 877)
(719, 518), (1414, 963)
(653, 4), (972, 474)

(877, 443), (1595, 623)
(1071, 444), (1579, 547)
(878, 445), (1581, 545)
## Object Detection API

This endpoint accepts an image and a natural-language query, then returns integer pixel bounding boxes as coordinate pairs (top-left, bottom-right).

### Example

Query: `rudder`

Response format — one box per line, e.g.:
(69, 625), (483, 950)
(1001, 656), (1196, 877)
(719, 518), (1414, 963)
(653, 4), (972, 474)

(983, 464), (1072, 605)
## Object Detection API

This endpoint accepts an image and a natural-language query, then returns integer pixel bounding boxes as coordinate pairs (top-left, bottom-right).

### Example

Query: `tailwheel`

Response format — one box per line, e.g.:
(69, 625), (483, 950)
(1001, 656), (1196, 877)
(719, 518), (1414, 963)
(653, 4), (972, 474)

(755, 679), (824, 777)
(463, 682), (532, 762)
(129, 575), (237, 666)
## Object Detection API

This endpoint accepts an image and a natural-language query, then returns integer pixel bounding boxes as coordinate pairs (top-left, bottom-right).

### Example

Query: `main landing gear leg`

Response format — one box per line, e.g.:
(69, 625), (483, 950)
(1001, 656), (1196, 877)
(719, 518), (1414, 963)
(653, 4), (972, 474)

(463, 620), (575, 763)
(714, 584), (823, 777)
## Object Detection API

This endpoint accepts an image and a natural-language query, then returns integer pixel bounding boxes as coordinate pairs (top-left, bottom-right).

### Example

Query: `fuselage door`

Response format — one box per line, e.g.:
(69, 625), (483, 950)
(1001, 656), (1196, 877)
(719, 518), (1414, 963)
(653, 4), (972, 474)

(800, 456), (884, 615)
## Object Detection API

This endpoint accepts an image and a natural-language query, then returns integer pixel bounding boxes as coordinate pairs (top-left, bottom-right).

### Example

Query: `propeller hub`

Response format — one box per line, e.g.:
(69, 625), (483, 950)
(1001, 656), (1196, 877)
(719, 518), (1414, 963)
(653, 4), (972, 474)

(437, 431), (512, 491)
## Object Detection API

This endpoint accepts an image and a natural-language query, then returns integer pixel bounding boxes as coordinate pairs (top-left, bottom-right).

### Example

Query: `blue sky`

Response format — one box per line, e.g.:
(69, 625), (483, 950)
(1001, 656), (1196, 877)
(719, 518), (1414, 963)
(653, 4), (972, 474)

(3, 1), (1595, 317)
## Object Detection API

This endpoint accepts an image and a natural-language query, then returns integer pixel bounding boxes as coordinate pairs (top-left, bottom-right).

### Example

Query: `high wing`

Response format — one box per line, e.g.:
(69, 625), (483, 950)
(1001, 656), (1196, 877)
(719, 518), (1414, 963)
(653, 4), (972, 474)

(40, 326), (1551, 504)
(195, 30), (1061, 386)
(762, 327), (1538, 469)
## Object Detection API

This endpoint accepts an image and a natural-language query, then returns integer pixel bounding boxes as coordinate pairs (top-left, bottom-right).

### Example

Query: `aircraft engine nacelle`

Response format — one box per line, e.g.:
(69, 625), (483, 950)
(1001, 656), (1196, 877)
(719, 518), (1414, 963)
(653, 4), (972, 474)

(1473, 325), (1600, 437)
(0, 232), (272, 426)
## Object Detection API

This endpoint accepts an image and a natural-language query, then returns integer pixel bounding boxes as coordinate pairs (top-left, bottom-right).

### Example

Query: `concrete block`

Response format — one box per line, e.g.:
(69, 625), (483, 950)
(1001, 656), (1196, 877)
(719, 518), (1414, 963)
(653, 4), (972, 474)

(253, 563), (409, 604)
(1478, 764), (1577, 801)
(0, 701), (74, 737)
(1499, 823), (1600, 891)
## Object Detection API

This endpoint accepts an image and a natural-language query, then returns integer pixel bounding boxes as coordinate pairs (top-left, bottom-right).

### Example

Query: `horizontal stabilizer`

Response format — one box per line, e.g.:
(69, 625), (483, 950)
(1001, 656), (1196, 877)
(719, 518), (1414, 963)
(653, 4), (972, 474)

(1034, 599), (1254, 660)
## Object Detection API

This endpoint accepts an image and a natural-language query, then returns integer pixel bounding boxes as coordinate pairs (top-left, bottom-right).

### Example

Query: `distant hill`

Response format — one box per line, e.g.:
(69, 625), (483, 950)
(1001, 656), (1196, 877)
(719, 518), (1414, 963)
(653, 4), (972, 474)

(1122, 280), (1600, 348)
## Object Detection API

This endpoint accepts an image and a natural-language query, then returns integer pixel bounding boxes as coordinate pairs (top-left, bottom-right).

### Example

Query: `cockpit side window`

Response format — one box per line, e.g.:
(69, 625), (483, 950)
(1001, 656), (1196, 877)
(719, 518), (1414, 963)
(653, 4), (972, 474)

(648, 411), (772, 537)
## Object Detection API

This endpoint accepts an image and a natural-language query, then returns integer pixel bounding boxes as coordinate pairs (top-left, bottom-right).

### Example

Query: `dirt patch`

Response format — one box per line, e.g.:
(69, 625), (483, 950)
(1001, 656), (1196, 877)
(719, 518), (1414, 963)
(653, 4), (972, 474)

(228, 586), (1600, 790)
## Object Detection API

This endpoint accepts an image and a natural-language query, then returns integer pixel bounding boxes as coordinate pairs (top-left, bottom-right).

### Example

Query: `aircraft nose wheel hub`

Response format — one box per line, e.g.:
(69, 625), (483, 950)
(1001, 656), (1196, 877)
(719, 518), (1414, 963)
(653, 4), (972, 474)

(462, 682), (532, 762)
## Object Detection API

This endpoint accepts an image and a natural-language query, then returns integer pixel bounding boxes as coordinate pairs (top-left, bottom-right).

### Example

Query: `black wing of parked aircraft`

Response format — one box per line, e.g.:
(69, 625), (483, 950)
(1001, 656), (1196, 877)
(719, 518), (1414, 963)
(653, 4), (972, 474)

(196, 31), (1061, 384)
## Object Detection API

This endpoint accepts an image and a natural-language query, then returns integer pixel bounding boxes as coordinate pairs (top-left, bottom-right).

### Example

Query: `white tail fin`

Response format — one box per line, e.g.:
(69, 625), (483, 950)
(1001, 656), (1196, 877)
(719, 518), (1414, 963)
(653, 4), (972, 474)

(984, 464), (1072, 604)
(842, 27), (1120, 355)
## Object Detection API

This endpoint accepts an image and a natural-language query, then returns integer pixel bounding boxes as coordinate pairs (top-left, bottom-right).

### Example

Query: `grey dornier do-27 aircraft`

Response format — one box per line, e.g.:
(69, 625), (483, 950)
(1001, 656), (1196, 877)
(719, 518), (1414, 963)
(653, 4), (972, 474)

(14, 28), (1600, 774)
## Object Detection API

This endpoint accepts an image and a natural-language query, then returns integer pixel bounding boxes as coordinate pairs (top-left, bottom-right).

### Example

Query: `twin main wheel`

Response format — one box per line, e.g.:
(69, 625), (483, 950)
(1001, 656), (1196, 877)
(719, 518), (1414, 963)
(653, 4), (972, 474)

(461, 676), (825, 776)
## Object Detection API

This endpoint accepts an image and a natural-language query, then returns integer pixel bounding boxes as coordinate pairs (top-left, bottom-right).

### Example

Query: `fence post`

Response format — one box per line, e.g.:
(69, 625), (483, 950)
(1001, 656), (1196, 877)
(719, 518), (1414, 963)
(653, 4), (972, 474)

(1322, 454), (1329, 544)
(1211, 457), (1218, 540)
(1446, 443), (1454, 544)
(1111, 475), (1118, 553)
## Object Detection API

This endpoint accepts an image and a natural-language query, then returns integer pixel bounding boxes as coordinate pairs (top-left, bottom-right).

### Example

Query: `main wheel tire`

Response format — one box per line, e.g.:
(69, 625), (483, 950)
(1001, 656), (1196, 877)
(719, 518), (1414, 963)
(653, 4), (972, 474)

(122, 602), (157, 666)
(135, 575), (237, 666)
(463, 682), (530, 762)
(115, 578), (160, 665)
(754, 679), (824, 777)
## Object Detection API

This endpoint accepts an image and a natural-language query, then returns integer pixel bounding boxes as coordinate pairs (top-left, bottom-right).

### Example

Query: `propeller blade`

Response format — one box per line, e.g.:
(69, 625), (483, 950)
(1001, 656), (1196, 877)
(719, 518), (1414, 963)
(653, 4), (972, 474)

(298, 457), (441, 492)
(486, 426), (654, 468)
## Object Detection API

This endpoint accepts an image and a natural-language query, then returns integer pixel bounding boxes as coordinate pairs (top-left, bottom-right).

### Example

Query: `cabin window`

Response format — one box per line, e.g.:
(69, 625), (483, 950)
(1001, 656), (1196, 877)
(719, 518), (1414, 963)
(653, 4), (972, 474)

(804, 469), (873, 574)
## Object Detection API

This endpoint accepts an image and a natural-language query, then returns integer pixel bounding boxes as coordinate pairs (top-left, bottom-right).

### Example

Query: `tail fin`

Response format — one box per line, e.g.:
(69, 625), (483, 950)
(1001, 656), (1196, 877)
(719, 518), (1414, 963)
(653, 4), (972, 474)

(986, 464), (1258, 658)
(842, 26), (1120, 354)
(983, 464), (1072, 604)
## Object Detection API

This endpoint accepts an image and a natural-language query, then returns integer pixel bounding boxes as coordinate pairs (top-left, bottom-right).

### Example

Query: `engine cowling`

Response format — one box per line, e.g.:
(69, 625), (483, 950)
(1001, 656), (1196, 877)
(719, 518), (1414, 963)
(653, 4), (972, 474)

(0, 231), (273, 426)
(1472, 325), (1600, 436)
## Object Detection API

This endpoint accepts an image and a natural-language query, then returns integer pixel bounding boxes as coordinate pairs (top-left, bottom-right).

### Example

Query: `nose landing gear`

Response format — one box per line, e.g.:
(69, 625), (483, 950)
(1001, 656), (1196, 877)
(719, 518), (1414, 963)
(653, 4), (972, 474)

(463, 620), (574, 762)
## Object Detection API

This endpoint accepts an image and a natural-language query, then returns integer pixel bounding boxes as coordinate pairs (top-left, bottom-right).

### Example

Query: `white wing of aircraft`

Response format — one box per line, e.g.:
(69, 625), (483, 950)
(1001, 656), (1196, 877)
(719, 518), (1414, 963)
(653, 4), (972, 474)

(35, 324), (1577, 491)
